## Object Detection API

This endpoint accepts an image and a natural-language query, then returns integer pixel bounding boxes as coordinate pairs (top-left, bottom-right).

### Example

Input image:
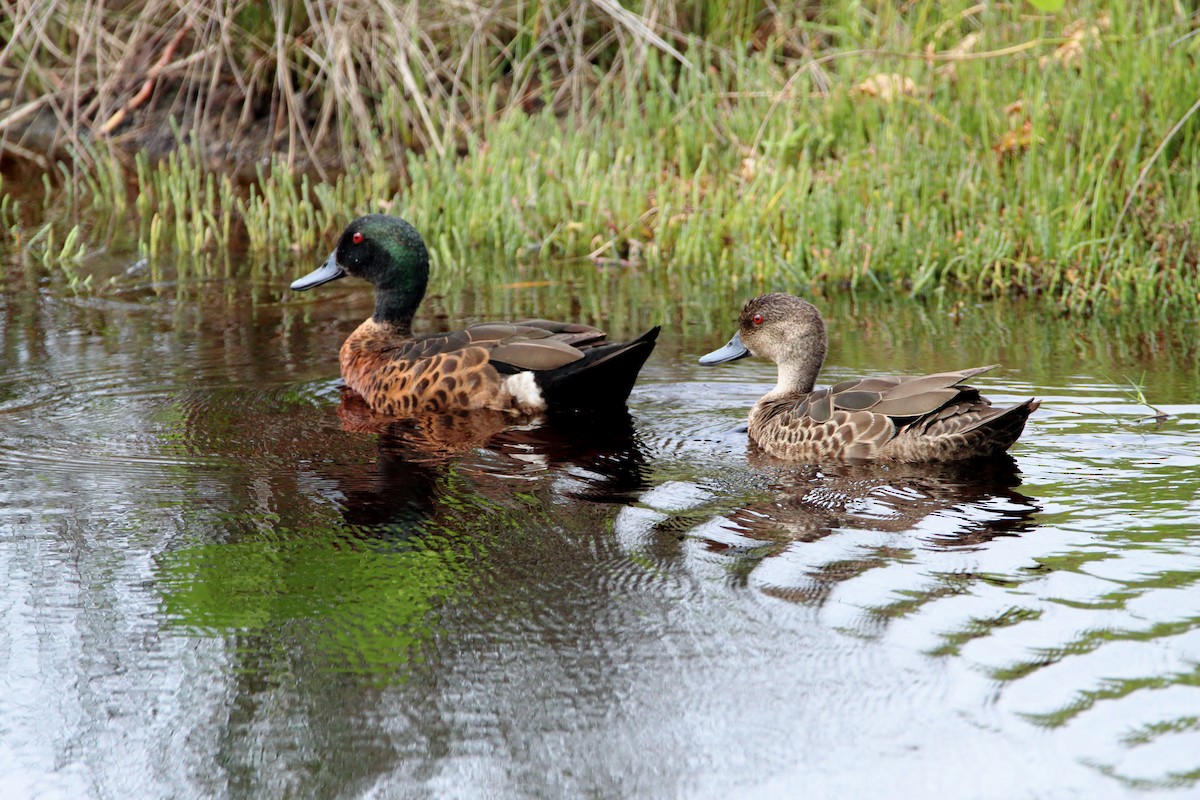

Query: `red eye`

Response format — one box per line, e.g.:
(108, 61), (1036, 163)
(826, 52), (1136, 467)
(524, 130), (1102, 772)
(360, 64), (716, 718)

(351, 232), (364, 244)
(752, 313), (764, 326)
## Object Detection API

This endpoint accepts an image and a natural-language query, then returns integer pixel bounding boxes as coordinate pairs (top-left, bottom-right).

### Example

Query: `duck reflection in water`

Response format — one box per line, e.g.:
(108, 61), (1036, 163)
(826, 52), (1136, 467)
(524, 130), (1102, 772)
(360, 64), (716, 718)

(696, 453), (1041, 605)
(330, 387), (652, 530)
(723, 452), (1039, 547)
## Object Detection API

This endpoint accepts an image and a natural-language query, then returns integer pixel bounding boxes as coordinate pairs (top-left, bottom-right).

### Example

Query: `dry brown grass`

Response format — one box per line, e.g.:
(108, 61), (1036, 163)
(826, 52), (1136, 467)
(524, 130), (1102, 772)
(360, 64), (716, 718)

(0, 0), (773, 172)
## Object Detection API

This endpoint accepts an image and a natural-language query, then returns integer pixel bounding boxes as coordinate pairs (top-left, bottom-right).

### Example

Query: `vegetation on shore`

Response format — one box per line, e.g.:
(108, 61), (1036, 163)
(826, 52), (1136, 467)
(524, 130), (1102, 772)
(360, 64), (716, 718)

(1, 1), (1199, 313)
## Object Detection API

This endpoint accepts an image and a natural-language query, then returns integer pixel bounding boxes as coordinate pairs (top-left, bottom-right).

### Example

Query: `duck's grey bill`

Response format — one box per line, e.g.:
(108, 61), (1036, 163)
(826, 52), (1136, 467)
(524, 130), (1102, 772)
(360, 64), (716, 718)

(290, 254), (346, 291)
(699, 331), (750, 365)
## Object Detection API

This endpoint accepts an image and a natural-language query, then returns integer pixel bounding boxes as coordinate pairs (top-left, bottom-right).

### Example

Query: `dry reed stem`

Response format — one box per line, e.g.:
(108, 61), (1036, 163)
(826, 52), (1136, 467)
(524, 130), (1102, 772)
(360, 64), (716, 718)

(1, 0), (721, 166)
(97, 21), (194, 135)
(1103, 94), (1200, 265)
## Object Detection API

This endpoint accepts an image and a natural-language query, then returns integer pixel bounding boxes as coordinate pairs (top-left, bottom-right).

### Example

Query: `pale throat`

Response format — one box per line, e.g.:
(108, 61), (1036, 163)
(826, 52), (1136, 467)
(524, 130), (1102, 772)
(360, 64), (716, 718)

(765, 338), (826, 399)
(763, 361), (815, 401)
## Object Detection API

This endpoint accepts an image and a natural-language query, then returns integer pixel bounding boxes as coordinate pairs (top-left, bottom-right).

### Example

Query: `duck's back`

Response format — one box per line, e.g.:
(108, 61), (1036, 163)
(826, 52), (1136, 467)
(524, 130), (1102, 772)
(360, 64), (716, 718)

(339, 317), (657, 417)
(749, 366), (1038, 462)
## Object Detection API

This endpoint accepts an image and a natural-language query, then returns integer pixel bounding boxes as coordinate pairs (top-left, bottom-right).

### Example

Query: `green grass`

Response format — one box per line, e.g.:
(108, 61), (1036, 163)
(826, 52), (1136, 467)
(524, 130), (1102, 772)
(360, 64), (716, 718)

(2, 1), (1200, 313)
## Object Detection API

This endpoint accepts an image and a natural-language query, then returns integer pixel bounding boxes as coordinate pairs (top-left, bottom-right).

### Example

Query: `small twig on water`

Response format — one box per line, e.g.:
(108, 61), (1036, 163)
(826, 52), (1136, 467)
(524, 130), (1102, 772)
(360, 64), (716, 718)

(1123, 372), (1170, 425)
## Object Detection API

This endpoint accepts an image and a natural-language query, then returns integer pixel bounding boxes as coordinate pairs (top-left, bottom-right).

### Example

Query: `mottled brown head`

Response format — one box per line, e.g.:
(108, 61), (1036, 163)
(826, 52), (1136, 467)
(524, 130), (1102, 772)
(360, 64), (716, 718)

(700, 292), (828, 393)
(737, 293), (826, 362)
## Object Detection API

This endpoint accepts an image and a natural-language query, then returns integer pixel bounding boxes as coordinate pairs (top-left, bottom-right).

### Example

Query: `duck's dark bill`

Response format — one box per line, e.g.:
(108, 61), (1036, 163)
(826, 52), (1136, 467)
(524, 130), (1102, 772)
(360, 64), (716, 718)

(290, 254), (346, 291)
(699, 331), (750, 365)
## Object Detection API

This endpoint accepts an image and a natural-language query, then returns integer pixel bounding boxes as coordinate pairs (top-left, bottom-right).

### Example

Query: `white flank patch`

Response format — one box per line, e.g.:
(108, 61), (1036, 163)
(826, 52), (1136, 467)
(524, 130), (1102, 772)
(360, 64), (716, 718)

(505, 371), (546, 413)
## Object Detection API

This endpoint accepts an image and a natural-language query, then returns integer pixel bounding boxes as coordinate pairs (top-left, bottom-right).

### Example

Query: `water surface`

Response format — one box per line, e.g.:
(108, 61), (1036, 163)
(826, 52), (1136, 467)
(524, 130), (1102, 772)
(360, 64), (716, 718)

(2, 259), (1199, 798)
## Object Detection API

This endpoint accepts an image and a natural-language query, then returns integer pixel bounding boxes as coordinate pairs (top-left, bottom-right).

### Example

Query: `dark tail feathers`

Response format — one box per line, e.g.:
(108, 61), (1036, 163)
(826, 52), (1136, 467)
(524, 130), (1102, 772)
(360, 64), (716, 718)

(972, 398), (1040, 456)
(535, 326), (660, 416)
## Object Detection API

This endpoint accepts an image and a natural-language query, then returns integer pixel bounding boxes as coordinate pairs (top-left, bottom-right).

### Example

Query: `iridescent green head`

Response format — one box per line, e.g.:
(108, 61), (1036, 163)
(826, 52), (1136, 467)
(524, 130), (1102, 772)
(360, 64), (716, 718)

(291, 214), (430, 327)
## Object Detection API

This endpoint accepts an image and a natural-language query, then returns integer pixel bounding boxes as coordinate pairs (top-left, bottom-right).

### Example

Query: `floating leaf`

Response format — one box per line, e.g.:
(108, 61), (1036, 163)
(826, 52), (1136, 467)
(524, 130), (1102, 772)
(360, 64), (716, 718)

(1027, 0), (1065, 11)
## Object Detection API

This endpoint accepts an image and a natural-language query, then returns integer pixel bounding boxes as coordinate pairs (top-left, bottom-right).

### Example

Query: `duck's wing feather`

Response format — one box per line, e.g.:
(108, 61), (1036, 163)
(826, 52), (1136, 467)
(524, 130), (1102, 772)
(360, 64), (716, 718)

(828, 365), (998, 419)
(461, 321), (601, 345)
(510, 318), (606, 337)
(507, 319), (609, 350)
(490, 338), (586, 371)
(468, 321), (607, 372)
(400, 321), (610, 374)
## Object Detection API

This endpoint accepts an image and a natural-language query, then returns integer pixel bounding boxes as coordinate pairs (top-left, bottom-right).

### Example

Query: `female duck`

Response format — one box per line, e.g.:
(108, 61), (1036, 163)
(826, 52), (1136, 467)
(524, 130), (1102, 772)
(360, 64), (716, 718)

(699, 293), (1038, 462)
(292, 215), (659, 418)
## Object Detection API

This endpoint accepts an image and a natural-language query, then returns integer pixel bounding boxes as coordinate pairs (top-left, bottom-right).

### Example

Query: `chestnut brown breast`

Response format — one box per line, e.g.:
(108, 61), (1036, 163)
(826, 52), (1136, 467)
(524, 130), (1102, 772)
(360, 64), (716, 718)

(339, 319), (503, 415)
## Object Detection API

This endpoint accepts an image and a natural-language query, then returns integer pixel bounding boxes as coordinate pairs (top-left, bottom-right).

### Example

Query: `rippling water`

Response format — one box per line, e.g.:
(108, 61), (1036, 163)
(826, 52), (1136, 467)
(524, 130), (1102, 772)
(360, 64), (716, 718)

(2, 265), (1199, 798)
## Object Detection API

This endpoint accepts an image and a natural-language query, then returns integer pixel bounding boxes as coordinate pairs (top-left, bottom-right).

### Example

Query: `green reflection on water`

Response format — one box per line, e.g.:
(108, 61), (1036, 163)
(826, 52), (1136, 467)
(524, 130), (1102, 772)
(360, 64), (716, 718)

(157, 528), (469, 676)
(1025, 663), (1200, 731)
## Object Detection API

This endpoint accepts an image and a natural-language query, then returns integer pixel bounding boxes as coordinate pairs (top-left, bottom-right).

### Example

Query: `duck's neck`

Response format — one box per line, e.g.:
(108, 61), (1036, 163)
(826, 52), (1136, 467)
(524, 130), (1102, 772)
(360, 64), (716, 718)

(371, 259), (428, 338)
(764, 342), (825, 402)
(369, 230), (430, 338)
(372, 286), (421, 337)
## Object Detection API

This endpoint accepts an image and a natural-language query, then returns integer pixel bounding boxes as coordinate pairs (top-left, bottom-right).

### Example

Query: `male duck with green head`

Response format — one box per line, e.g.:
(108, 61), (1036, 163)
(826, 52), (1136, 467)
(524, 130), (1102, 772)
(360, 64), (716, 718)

(292, 215), (659, 418)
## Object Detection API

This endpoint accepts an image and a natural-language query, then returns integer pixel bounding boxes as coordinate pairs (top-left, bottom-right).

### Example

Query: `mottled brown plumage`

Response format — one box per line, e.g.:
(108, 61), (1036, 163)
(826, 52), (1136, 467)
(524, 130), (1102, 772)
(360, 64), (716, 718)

(699, 293), (1039, 462)
(339, 317), (624, 415)
(291, 215), (659, 418)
